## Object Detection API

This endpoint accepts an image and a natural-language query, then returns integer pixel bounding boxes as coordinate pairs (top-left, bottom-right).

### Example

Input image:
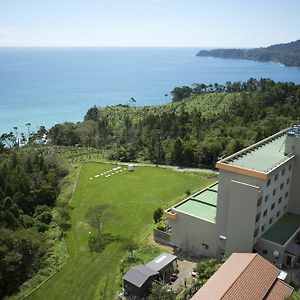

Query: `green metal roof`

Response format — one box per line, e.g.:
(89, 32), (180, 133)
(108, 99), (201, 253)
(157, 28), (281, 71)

(223, 134), (291, 173)
(174, 183), (218, 223)
(261, 212), (300, 245)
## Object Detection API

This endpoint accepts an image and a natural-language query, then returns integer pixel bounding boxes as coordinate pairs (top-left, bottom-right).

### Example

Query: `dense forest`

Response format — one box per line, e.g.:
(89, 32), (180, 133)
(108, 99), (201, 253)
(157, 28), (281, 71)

(47, 79), (300, 168)
(0, 148), (68, 299)
(197, 39), (300, 67)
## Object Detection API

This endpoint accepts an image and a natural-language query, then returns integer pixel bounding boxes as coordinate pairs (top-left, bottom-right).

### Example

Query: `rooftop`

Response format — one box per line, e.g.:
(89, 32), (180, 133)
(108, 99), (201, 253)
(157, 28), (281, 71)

(123, 265), (158, 287)
(191, 253), (293, 300)
(173, 183), (218, 222)
(146, 252), (177, 272)
(261, 212), (300, 245)
(218, 131), (292, 174)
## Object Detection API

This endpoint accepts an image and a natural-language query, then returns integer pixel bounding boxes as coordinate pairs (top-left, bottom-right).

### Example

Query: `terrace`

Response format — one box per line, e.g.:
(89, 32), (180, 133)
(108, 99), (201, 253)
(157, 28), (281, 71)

(261, 212), (300, 246)
(165, 183), (218, 223)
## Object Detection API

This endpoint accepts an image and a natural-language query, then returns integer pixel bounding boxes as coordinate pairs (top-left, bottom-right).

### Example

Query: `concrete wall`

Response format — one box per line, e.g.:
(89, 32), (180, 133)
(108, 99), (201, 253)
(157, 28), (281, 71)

(216, 170), (264, 242)
(224, 180), (260, 256)
(289, 136), (300, 215)
(169, 211), (218, 257)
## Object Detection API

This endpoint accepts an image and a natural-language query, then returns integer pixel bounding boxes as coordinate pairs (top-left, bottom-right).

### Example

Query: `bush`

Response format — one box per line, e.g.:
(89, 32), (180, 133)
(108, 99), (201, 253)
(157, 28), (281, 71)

(153, 207), (163, 223)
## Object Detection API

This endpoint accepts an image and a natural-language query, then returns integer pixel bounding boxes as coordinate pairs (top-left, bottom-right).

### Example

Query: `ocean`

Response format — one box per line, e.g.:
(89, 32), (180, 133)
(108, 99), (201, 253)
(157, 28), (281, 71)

(0, 47), (300, 135)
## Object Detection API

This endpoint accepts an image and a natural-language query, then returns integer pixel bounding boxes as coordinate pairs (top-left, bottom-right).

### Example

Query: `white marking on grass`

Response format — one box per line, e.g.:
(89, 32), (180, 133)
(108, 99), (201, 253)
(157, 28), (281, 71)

(95, 175), (100, 178)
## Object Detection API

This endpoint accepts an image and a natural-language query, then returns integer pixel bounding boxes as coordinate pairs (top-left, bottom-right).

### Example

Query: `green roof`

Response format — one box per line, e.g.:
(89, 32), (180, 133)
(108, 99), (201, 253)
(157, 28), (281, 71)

(174, 183), (218, 223)
(223, 133), (290, 173)
(261, 212), (300, 245)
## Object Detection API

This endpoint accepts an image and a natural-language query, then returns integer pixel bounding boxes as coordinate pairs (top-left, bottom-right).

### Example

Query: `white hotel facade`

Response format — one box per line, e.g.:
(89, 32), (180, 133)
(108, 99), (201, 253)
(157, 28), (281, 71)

(164, 125), (300, 266)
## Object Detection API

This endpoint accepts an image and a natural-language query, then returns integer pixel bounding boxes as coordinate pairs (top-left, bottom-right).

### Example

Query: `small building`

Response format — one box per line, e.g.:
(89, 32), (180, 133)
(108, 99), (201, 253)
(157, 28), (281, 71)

(146, 252), (178, 282)
(123, 265), (158, 298)
(123, 253), (178, 298)
(191, 253), (294, 300)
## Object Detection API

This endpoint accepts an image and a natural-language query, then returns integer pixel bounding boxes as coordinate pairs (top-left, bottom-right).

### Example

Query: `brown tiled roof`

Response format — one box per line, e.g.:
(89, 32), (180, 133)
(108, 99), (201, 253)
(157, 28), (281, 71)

(192, 253), (294, 300)
(264, 280), (294, 300)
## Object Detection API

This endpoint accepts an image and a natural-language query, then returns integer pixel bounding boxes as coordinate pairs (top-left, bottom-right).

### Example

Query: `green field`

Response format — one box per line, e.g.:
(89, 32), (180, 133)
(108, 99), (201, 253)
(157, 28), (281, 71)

(28, 162), (214, 300)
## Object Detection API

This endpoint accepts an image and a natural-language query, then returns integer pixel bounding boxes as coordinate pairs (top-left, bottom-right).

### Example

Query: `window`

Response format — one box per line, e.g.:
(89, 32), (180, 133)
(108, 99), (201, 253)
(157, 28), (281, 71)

(282, 168), (285, 176)
(264, 195), (269, 202)
(275, 174), (278, 181)
(277, 210), (281, 217)
(269, 217), (273, 224)
(257, 197), (262, 207)
(202, 243), (209, 250)
(254, 228), (259, 238)
(289, 164), (292, 171)
(263, 209), (267, 217)
(271, 203), (275, 210)
(262, 249), (268, 254)
(285, 191), (289, 199)
(267, 179), (271, 186)
(278, 197), (282, 204)
(273, 189), (276, 196)
(280, 183), (284, 190)
(255, 213), (261, 223)
(261, 224), (266, 232)
(287, 178), (290, 185)
(284, 204), (287, 211)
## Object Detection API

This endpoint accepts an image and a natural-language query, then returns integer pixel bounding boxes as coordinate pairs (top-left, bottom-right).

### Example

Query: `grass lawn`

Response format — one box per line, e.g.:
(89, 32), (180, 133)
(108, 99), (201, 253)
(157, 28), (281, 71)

(28, 162), (215, 300)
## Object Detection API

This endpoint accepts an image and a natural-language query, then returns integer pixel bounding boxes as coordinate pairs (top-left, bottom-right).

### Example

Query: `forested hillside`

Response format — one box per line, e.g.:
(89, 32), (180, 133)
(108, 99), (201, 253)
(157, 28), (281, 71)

(0, 149), (69, 299)
(197, 40), (300, 67)
(47, 79), (300, 168)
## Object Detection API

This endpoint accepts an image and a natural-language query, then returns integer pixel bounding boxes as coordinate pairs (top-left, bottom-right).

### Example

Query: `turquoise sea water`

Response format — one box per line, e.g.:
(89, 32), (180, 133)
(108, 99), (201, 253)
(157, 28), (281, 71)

(0, 47), (300, 134)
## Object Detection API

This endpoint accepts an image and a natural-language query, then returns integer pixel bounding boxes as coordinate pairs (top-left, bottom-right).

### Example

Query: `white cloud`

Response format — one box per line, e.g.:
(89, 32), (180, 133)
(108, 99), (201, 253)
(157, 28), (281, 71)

(0, 26), (19, 45)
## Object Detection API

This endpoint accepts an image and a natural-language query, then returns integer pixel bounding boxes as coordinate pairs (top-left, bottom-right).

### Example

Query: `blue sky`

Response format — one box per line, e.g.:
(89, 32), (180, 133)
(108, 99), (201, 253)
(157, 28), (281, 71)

(0, 0), (299, 47)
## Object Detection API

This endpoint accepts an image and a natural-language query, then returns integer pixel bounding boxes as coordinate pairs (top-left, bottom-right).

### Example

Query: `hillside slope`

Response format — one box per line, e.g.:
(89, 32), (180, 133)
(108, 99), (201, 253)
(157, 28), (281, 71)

(197, 40), (300, 67)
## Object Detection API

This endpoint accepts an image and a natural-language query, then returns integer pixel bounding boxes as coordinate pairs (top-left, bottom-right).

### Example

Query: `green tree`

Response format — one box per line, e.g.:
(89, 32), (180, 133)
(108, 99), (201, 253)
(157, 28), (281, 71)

(153, 207), (163, 223)
(148, 282), (176, 300)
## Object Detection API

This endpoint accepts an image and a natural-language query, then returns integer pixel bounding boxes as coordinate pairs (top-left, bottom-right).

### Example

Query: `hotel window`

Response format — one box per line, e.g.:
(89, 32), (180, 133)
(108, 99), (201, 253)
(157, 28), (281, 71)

(267, 179), (271, 186)
(257, 197), (262, 207)
(287, 178), (290, 185)
(284, 204), (287, 211)
(275, 174), (278, 181)
(264, 195), (269, 202)
(277, 210), (281, 218)
(282, 168), (285, 176)
(254, 228), (259, 238)
(273, 189), (276, 196)
(262, 249), (268, 254)
(285, 191), (289, 199)
(289, 164), (292, 171)
(261, 224), (266, 232)
(255, 213), (261, 223)
(278, 197), (282, 204)
(269, 217), (273, 225)
(263, 209), (267, 217)
(280, 183), (284, 190)
(271, 203), (275, 210)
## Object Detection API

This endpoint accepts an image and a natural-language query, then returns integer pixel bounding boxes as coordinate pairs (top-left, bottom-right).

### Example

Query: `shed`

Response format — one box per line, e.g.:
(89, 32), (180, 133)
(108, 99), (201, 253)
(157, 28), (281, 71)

(123, 265), (158, 298)
(146, 252), (178, 282)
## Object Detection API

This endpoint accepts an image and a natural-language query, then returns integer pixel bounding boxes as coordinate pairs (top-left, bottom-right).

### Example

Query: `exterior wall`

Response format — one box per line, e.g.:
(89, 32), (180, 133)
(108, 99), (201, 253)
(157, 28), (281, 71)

(216, 169), (265, 242)
(168, 211), (218, 257)
(124, 276), (156, 298)
(288, 136), (300, 215)
(254, 239), (285, 266)
(224, 180), (260, 256)
(255, 226), (300, 267)
(260, 159), (294, 237)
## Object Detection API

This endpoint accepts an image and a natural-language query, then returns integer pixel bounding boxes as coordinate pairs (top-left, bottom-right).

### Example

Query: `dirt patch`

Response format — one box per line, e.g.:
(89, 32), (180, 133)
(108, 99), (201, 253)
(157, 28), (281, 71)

(76, 221), (91, 231)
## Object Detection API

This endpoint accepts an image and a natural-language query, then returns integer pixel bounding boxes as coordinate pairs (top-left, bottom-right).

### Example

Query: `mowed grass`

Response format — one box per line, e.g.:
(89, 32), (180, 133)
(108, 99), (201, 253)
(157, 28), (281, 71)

(28, 163), (214, 300)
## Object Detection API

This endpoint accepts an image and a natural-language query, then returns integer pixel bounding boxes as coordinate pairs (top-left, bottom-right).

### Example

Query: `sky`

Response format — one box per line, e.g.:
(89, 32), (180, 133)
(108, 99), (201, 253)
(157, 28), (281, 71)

(0, 0), (299, 48)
